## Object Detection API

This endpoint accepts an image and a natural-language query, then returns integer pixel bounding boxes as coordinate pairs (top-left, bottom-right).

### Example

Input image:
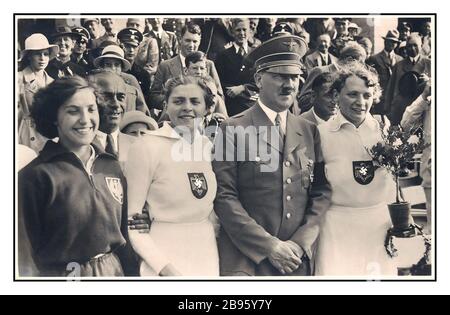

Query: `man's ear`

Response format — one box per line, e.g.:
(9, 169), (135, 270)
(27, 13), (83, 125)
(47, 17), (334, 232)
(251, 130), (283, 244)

(254, 72), (263, 89)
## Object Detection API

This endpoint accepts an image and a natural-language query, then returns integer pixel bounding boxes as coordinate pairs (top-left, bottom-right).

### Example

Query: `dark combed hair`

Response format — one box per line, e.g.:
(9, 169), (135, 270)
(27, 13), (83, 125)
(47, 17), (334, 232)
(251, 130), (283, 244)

(181, 22), (202, 37)
(330, 62), (382, 102)
(311, 72), (336, 92)
(164, 75), (215, 109)
(185, 51), (206, 68)
(31, 76), (95, 138)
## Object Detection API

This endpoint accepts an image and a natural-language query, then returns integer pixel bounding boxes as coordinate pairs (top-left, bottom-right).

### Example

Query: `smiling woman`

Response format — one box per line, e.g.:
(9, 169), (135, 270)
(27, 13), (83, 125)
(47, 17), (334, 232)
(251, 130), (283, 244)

(18, 76), (135, 277)
(125, 75), (219, 277)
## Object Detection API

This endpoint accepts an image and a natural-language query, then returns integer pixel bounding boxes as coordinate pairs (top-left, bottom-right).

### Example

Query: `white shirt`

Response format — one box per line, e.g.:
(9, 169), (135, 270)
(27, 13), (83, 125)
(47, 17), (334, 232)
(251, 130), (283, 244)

(233, 42), (249, 55)
(409, 55), (420, 64)
(179, 54), (186, 69)
(318, 52), (329, 64)
(258, 100), (287, 134)
(97, 129), (119, 152)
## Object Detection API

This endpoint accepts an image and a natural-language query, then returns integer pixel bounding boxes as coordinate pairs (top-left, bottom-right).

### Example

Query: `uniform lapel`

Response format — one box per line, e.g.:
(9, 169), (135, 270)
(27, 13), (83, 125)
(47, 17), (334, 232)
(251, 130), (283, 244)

(251, 104), (282, 153)
(284, 111), (303, 157)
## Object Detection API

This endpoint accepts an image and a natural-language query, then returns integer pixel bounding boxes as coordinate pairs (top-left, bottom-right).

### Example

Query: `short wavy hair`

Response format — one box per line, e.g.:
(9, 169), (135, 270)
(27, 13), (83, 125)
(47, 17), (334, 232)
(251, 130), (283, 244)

(339, 42), (367, 63)
(164, 75), (215, 109)
(330, 62), (382, 103)
(31, 76), (96, 139)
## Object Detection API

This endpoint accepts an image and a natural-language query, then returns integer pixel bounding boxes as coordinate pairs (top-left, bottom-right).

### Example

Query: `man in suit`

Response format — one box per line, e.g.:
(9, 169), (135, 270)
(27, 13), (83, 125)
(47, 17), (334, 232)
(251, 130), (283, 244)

(212, 35), (331, 276)
(146, 18), (179, 63)
(384, 34), (431, 124)
(304, 34), (337, 74)
(367, 29), (403, 115)
(129, 18), (160, 79)
(300, 73), (337, 125)
(215, 18), (258, 117)
(149, 22), (223, 111)
(89, 71), (136, 168)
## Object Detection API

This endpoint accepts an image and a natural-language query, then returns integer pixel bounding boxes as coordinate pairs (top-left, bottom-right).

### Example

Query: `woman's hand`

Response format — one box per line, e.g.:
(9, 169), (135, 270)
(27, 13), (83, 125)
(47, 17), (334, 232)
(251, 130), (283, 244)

(159, 263), (182, 276)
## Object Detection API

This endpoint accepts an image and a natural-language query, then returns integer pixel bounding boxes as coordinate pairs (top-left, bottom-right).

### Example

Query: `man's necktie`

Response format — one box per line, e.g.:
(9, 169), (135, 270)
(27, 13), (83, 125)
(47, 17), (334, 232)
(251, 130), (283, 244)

(238, 46), (245, 57)
(275, 113), (285, 150)
(105, 134), (117, 157)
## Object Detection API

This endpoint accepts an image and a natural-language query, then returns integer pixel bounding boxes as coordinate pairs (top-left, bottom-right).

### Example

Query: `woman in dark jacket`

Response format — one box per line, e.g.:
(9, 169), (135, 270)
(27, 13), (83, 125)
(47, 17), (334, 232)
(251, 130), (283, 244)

(18, 76), (135, 277)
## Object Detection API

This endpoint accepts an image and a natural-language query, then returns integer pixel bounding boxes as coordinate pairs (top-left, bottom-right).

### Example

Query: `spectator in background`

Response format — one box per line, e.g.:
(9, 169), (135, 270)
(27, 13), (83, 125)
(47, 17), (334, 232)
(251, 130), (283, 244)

(147, 18), (179, 63)
(130, 18), (160, 78)
(257, 17), (278, 42)
(93, 46), (149, 115)
(248, 18), (262, 48)
(330, 18), (354, 57)
(46, 26), (86, 79)
(18, 33), (58, 153)
(357, 37), (373, 60)
(199, 18), (234, 62)
(118, 27), (152, 106)
(150, 22), (223, 112)
(71, 27), (91, 74)
(83, 18), (104, 50)
(384, 34), (431, 124)
(300, 72), (338, 125)
(367, 29), (403, 115)
(299, 42), (367, 113)
(120, 110), (158, 138)
(215, 18), (256, 116)
(304, 34), (337, 74)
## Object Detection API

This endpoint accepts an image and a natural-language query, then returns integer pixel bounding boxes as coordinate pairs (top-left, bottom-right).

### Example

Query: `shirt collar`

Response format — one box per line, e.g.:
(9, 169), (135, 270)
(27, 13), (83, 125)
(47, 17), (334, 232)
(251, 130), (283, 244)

(179, 54), (186, 68)
(409, 55), (420, 63)
(152, 121), (204, 142)
(258, 100), (287, 131)
(233, 42), (248, 55)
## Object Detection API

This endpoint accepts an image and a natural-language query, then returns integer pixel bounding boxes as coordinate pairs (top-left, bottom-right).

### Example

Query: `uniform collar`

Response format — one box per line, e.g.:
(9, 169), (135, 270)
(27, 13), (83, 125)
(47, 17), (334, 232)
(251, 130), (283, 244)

(258, 99), (287, 131)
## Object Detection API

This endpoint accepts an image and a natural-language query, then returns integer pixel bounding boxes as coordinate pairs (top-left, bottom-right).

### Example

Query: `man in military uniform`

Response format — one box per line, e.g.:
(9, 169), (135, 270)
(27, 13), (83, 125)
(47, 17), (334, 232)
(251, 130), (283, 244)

(46, 26), (87, 79)
(129, 18), (160, 78)
(71, 26), (92, 74)
(212, 34), (331, 276)
(146, 18), (179, 63)
(117, 27), (152, 106)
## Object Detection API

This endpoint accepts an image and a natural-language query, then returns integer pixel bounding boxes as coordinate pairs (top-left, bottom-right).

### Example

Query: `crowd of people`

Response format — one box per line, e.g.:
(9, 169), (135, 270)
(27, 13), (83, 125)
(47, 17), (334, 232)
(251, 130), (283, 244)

(17, 17), (433, 277)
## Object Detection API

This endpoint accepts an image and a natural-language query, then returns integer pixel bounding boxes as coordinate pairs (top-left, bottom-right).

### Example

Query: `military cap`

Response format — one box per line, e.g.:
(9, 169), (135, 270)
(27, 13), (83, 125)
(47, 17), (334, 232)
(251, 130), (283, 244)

(72, 26), (90, 42)
(245, 34), (307, 75)
(117, 27), (143, 47)
(272, 22), (294, 36)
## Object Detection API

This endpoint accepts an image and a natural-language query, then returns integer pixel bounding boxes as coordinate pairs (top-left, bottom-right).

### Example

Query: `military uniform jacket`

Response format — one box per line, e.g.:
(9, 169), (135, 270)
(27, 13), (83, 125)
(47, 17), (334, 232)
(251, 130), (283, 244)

(147, 30), (179, 63)
(212, 104), (331, 276)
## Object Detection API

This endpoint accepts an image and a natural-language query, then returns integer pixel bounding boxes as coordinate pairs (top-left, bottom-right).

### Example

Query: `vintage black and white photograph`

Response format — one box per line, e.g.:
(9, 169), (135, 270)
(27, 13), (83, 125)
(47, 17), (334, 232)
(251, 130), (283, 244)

(14, 13), (435, 281)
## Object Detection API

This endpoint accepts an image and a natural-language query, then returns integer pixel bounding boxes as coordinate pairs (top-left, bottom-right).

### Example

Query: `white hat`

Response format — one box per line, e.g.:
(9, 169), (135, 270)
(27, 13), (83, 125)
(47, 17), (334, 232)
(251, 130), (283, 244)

(20, 33), (59, 62)
(93, 45), (131, 72)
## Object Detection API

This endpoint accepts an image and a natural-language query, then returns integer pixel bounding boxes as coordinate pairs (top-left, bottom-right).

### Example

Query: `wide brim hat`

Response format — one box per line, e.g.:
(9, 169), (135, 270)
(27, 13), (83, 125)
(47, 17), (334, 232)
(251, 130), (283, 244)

(51, 26), (82, 42)
(20, 33), (59, 62)
(120, 110), (158, 132)
(93, 45), (131, 72)
(244, 34), (308, 75)
(382, 29), (401, 43)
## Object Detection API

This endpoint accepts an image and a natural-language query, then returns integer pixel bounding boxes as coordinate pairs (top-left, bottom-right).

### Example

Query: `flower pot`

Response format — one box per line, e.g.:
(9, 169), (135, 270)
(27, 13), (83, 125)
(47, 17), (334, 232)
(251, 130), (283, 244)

(388, 202), (411, 232)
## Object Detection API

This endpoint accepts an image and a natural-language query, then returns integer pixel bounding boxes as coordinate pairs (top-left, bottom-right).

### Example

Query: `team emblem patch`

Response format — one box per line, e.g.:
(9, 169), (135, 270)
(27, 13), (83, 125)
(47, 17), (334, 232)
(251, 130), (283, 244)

(353, 161), (375, 185)
(105, 177), (123, 204)
(188, 173), (208, 199)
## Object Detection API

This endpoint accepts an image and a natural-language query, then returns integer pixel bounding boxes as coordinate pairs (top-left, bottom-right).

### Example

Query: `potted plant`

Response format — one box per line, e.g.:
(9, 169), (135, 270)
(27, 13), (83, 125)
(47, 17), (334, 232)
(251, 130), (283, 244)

(368, 124), (430, 234)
